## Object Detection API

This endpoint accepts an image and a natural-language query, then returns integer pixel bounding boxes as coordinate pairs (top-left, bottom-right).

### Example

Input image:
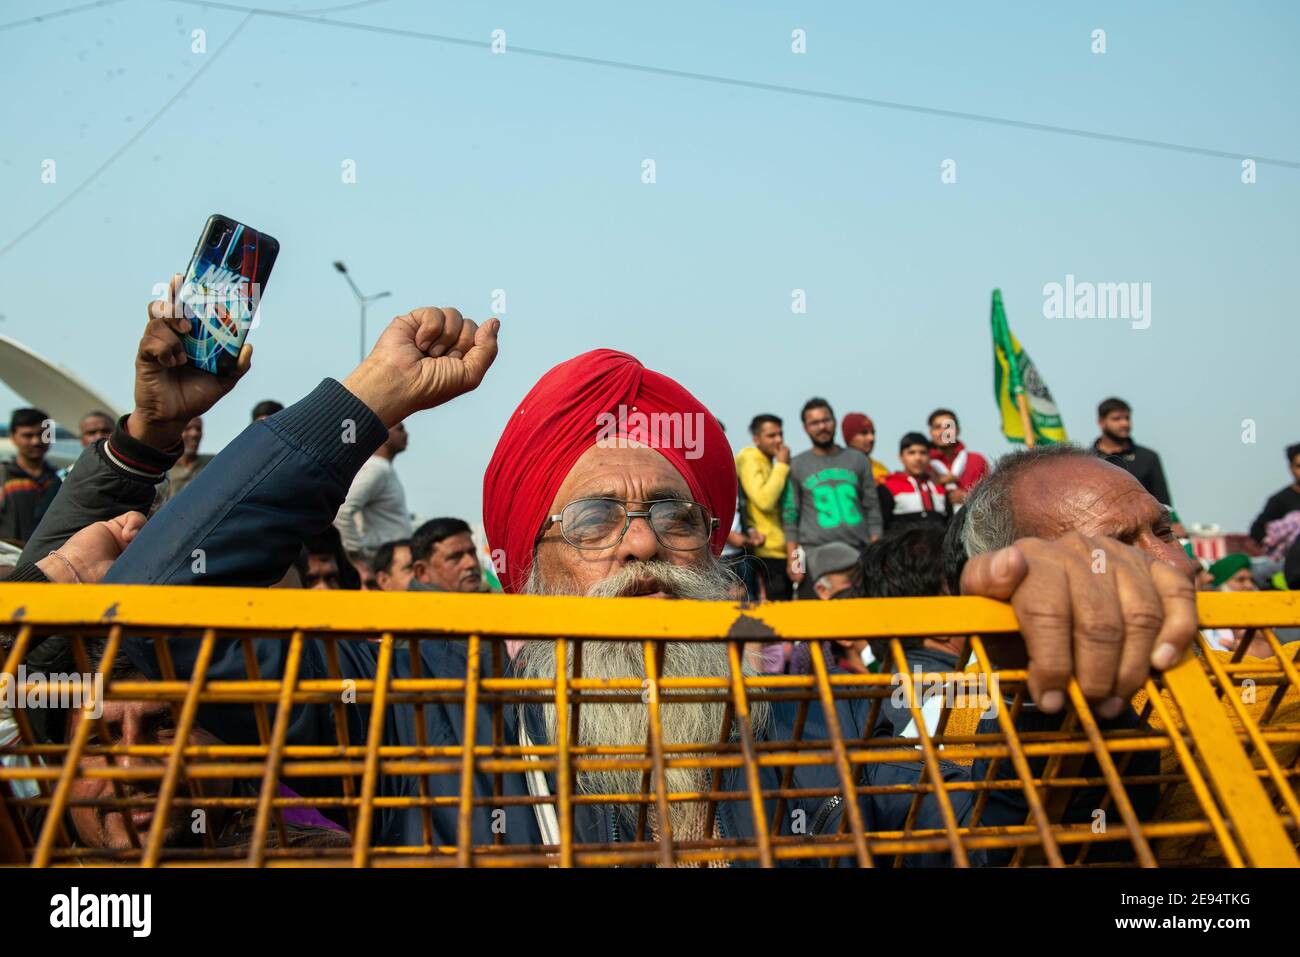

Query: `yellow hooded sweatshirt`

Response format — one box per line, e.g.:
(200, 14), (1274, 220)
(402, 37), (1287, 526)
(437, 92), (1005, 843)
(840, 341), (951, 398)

(735, 446), (791, 559)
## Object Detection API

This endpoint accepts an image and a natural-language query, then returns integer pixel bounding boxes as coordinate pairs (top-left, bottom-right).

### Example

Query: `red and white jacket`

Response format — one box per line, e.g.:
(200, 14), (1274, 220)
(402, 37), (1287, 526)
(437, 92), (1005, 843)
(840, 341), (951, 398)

(883, 472), (947, 518)
(928, 441), (989, 492)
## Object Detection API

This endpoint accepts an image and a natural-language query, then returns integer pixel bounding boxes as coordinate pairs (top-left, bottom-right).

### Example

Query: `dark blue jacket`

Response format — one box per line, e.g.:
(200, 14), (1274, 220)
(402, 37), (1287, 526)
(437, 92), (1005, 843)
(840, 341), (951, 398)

(105, 380), (1153, 864)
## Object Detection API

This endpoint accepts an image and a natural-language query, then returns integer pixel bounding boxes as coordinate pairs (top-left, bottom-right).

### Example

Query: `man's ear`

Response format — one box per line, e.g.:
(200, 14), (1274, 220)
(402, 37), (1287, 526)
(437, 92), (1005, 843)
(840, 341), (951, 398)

(813, 581), (829, 600)
(411, 560), (429, 583)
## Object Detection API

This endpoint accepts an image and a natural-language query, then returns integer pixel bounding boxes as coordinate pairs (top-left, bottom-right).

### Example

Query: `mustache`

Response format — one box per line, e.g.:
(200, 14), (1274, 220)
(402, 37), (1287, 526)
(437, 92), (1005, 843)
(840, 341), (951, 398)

(523, 556), (739, 600)
(95, 786), (164, 824)
(583, 560), (738, 600)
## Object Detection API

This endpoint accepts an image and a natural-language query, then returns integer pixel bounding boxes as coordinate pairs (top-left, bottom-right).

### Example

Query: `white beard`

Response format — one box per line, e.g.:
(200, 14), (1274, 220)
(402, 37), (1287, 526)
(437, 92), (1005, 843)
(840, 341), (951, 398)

(518, 559), (770, 835)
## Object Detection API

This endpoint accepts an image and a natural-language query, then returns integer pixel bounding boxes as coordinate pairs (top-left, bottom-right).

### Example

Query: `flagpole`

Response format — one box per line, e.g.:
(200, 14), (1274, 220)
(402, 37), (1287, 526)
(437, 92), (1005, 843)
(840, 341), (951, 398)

(992, 288), (1062, 448)
(1017, 393), (1036, 448)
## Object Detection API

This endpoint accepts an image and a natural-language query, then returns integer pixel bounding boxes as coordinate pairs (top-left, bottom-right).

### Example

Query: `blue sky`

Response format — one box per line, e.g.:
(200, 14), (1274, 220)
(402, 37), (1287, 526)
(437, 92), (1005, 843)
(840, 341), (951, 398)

(1, 0), (1297, 533)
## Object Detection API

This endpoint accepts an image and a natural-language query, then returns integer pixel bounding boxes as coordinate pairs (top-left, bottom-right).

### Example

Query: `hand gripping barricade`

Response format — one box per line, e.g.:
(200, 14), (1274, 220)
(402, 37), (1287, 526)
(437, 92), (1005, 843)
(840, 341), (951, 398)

(1, 584), (1297, 867)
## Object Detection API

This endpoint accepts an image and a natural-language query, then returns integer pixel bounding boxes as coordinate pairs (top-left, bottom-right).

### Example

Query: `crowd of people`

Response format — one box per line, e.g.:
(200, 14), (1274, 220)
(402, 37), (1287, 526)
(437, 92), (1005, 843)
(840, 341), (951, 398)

(5, 351), (1293, 616)
(0, 278), (1297, 863)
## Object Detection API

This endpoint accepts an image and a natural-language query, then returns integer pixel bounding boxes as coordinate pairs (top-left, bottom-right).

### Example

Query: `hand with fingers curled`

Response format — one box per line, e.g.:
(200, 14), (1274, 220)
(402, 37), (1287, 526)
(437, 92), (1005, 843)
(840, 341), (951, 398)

(959, 531), (1198, 717)
(126, 274), (253, 450)
(36, 511), (148, 585)
(341, 306), (501, 427)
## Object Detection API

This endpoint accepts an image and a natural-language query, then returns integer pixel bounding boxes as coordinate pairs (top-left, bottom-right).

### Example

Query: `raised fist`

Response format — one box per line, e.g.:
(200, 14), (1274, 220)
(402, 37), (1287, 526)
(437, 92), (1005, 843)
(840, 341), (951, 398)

(341, 307), (500, 426)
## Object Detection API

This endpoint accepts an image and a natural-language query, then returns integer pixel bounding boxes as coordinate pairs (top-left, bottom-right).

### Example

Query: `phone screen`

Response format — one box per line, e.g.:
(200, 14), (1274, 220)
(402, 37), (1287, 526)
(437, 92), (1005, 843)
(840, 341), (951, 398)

(179, 214), (279, 375)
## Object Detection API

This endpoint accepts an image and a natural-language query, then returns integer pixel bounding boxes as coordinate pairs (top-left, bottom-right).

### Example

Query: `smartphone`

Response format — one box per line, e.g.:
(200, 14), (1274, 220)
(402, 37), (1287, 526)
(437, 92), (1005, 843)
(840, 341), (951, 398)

(179, 214), (279, 376)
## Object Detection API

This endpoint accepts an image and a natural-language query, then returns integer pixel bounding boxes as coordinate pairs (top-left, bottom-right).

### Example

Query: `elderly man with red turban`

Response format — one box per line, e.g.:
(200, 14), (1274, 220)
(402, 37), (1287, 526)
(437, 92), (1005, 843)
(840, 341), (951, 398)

(76, 305), (1196, 861)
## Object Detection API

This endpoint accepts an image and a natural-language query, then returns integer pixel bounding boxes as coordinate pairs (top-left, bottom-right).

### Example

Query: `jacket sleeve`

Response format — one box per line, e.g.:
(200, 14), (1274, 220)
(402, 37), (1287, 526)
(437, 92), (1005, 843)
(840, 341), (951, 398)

(859, 461), (883, 539)
(104, 379), (386, 588)
(1286, 535), (1300, 589)
(1146, 451), (1172, 506)
(103, 379), (389, 752)
(333, 458), (378, 556)
(1249, 491), (1283, 544)
(879, 484), (895, 529)
(779, 476), (799, 542)
(960, 453), (990, 490)
(736, 453), (789, 512)
(19, 417), (181, 566)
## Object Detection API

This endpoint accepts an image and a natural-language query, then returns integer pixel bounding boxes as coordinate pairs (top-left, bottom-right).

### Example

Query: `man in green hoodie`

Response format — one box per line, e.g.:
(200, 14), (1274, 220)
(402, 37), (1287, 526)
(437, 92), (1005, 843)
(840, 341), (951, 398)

(781, 397), (883, 598)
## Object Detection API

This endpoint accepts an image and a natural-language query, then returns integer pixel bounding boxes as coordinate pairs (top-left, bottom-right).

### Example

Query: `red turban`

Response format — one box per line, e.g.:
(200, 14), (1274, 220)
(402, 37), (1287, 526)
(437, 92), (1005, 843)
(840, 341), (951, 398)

(841, 412), (875, 446)
(483, 349), (735, 593)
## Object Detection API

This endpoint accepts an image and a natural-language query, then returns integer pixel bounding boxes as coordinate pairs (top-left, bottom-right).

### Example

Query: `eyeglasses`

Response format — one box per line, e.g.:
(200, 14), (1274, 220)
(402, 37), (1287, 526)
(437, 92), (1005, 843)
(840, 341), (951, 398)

(542, 498), (718, 551)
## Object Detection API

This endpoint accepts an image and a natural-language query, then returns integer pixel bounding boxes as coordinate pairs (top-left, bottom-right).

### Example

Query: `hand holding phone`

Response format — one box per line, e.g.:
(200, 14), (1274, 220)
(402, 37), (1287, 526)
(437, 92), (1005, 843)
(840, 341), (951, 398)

(179, 214), (279, 376)
(125, 273), (255, 451)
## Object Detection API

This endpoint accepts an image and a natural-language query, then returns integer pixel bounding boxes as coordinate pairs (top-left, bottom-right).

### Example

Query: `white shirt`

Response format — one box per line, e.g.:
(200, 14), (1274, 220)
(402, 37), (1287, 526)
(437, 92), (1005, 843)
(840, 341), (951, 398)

(721, 499), (745, 558)
(334, 455), (412, 560)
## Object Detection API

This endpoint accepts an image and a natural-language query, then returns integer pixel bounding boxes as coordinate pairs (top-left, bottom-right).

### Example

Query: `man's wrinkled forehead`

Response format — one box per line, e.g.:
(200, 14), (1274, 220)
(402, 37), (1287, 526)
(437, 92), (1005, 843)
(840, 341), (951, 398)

(546, 443), (694, 514)
(1010, 456), (1163, 540)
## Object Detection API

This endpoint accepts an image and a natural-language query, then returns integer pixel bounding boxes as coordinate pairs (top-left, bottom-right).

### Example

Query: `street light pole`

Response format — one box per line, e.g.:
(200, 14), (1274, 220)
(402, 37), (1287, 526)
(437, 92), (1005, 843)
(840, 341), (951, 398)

(333, 261), (391, 363)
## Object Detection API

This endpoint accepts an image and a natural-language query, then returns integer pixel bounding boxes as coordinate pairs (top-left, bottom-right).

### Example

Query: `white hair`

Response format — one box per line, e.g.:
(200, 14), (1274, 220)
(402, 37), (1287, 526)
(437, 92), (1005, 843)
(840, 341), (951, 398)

(518, 557), (769, 836)
(961, 444), (1097, 557)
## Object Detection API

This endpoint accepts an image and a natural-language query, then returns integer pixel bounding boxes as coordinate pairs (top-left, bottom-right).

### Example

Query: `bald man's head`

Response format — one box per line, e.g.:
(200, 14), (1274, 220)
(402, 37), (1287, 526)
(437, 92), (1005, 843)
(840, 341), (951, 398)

(957, 446), (1195, 578)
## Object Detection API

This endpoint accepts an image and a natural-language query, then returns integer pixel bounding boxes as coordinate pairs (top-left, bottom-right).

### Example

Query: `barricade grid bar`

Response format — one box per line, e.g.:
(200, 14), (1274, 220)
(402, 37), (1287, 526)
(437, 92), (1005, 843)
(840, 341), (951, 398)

(143, 629), (217, 868)
(353, 633), (391, 867)
(67, 626), (148, 854)
(553, 637), (573, 868)
(1, 585), (1297, 867)
(805, 639), (871, 867)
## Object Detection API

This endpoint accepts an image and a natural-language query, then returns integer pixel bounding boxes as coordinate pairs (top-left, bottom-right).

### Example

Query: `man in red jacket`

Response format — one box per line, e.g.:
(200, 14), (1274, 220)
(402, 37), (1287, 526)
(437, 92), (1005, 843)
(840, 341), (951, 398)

(882, 432), (949, 528)
(927, 408), (989, 507)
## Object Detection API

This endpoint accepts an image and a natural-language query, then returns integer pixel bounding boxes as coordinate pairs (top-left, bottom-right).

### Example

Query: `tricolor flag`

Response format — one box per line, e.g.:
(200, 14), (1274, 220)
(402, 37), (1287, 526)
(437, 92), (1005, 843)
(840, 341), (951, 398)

(991, 289), (1068, 447)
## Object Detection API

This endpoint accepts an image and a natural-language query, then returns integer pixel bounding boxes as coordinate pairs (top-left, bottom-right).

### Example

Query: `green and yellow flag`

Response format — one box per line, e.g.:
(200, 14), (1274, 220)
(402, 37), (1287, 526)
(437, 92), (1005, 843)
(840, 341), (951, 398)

(991, 289), (1068, 447)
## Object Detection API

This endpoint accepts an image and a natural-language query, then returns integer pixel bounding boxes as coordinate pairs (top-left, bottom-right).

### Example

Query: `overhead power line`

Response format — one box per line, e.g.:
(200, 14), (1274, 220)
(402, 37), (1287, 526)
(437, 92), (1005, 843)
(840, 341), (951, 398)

(0, 12), (255, 258)
(0, 0), (125, 33)
(169, 0), (1300, 170)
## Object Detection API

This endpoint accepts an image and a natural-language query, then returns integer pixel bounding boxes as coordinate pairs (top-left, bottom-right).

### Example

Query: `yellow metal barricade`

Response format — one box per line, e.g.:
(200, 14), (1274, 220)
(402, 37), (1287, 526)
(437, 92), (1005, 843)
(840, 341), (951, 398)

(1, 584), (1297, 867)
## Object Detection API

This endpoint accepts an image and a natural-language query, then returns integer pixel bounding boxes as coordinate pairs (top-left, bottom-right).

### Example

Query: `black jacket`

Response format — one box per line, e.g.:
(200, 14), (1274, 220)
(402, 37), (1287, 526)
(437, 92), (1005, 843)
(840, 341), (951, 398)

(20, 416), (179, 565)
(1249, 485), (1300, 544)
(0, 459), (60, 544)
(17, 417), (178, 678)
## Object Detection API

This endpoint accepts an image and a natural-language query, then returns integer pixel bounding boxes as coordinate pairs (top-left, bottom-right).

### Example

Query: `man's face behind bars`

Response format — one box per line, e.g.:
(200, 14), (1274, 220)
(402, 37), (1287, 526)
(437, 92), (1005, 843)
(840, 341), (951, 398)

(65, 690), (234, 850)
